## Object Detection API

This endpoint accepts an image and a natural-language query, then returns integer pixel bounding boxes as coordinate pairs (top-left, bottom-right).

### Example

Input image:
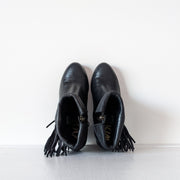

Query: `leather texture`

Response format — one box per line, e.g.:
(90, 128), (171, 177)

(44, 62), (89, 156)
(57, 62), (89, 150)
(91, 63), (135, 151)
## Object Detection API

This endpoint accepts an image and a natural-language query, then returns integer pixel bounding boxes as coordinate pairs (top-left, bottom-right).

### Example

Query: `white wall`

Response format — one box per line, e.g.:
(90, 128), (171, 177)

(0, 0), (180, 145)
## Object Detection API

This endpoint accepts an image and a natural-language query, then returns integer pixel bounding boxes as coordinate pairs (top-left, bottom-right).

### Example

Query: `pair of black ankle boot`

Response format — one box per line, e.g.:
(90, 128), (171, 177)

(44, 62), (135, 157)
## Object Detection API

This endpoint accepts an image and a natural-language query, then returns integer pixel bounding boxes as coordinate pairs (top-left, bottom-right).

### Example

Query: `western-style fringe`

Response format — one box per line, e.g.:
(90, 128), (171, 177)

(114, 125), (135, 152)
(44, 121), (70, 157)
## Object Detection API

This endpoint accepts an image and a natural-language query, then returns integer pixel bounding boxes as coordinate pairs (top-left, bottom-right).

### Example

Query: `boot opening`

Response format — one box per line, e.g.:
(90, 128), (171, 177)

(59, 97), (80, 145)
(104, 95), (121, 147)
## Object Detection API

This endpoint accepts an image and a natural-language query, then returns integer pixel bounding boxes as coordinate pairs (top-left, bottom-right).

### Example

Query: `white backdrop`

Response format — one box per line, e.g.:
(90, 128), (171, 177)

(0, 0), (180, 145)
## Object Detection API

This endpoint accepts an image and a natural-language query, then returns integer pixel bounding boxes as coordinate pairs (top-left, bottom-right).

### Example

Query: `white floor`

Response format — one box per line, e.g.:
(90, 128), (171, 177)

(0, 145), (180, 180)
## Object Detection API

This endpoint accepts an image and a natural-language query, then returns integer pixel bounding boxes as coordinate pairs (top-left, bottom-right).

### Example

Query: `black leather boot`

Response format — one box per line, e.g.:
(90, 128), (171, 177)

(44, 62), (89, 157)
(91, 63), (135, 151)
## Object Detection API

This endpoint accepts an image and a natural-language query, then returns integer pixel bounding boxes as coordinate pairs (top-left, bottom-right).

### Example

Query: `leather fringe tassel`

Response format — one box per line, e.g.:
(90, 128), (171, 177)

(114, 125), (135, 152)
(44, 122), (70, 157)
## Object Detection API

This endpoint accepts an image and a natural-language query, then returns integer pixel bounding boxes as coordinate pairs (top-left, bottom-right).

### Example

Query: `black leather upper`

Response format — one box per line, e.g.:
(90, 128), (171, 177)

(44, 62), (134, 157)
(59, 63), (89, 102)
(91, 63), (125, 150)
(56, 62), (89, 151)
